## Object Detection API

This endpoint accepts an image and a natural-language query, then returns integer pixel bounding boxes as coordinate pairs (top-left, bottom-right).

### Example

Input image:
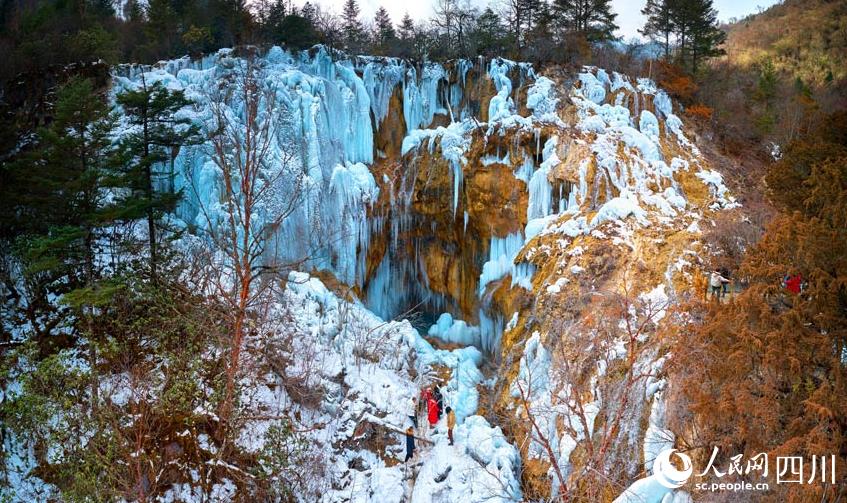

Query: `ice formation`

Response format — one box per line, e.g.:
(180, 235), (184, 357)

(92, 48), (734, 502)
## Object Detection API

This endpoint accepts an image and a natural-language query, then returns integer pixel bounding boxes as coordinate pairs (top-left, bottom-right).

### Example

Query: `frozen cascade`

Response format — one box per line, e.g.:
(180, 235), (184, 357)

(115, 46), (491, 299)
(479, 232), (534, 295)
(479, 309), (506, 354)
(527, 137), (559, 220)
(428, 313), (482, 347)
(34, 44), (724, 503)
(403, 63), (447, 132)
(515, 155), (535, 184)
(327, 162), (379, 285)
(488, 58), (515, 122)
(114, 46), (577, 359)
(362, 58), (405, 125)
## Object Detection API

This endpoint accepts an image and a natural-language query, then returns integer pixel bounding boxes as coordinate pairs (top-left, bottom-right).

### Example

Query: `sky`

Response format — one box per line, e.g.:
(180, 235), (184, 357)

(316, 0), (782, 40)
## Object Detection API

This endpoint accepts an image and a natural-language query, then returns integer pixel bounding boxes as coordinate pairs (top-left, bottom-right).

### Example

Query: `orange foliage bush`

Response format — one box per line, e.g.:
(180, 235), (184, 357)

(655, 61), (699, 104)
(686, 104), (713, 120)
(668, 113), (847, 502)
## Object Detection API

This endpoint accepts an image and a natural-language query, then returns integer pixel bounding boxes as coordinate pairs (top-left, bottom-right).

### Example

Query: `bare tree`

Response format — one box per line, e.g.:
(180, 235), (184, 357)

(510, 275), (669, 501)
(189, 56), (304, 427)
(431, 0), (478, 58)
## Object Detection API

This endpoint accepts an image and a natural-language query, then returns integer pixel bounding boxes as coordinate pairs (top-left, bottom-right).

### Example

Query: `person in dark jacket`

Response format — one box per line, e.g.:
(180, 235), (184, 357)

(433, 386), (444, 419)
(719, 267), (731, 299)
(405, 427), (415, 462)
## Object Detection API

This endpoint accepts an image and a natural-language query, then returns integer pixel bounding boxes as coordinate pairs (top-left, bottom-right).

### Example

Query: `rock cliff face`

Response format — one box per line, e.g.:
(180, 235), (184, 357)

(110, 46), (735, 501)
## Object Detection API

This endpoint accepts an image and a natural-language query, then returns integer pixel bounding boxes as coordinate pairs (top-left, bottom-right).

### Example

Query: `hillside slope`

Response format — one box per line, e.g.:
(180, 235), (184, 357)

(723, 0), (847, 84)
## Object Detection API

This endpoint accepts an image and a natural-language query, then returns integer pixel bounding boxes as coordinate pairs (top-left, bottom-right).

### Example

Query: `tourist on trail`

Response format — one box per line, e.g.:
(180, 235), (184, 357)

(786, 273), (802, 294)
(433, 386), (444, 419)
(446, 406), (456, 446)
(709, 270), (727, 300)
(719, 267), (731, 299)
(405, 427), (415, 462)
(427, 395), (439, 426)
(407, 396), (418, 428)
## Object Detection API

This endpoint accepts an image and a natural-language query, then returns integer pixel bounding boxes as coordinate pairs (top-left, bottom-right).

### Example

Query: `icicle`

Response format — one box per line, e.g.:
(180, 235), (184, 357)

(452, 159), (463, 217)
(527, 165), (553, 220)
(535, 128), (541, 159)
(558, 183), (566, 213)
(515, 155), (534, 184)
(479, 232), (526, 295)
(479, 309), (505, 353)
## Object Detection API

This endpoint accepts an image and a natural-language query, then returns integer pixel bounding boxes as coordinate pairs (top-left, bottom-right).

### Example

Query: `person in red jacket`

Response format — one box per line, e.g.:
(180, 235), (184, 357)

(427, 396), (439, 426)
(786, 273), (802, 294)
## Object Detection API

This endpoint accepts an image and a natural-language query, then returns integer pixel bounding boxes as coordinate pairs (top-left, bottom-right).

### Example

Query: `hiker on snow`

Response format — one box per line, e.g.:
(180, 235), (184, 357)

(710, 270), (727, 300)
(421, 387), (433, 403)
(427, 394), (439, 426)
(405, 427), (415, 462)
(446, 406), (456, 446)
(407, 396), (418, 428)
(433, 386), (444, 419)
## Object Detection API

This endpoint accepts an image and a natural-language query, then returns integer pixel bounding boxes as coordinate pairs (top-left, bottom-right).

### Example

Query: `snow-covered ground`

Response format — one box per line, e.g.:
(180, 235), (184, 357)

(230, 271), (523, 503)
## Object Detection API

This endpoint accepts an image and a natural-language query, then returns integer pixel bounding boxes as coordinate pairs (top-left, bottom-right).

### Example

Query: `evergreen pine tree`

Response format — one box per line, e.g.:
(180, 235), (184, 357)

(397, 13), (418, 58)
(640, 0), (676, 58)
(373, 7), (396, 54)
(669, 0), (725, 72)
(22, 78), (117, 288)
(263, 0), (287, 41)
(398, 13), (415, 41)
(686, 0), (725, 72)
(552, 0), (618, 41)
(5, 78), (120, 344)
(525, 0), (557, 62)
(342, 0), (364, 53)
(114, 80), (200, 281)
(474, 8), (504, 57)
(143, 0), (178, 59)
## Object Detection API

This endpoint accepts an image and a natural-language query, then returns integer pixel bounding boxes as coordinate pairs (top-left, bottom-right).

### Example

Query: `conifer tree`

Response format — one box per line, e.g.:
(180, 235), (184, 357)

(19, 78), (117, 295)
(31, 78), (115, 280)
(397, 13), (419, 58)
(552, 0), (618, 41)
(670, 0), (725, 72)
(143, 0), (178, 59)
(686, 0), (725, 72)
(373, 6), (396, 54)
(262, 0), (287, 41)
(342, 0), (364, 53)
(474, 7), (504, 57)
(4, 78), (120, 355)
(114, 80), (200, 281)
(525, 0), (557, 62)
(640, 0), (676, 58)
(398, 13), (415, 41)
